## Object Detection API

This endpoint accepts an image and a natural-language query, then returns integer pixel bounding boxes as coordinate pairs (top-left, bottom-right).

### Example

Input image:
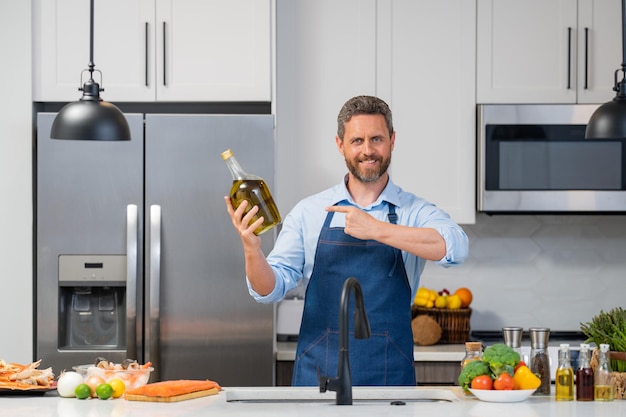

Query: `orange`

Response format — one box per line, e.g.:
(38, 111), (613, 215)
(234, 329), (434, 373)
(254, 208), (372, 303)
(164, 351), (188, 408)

(454, 287), (473, 308)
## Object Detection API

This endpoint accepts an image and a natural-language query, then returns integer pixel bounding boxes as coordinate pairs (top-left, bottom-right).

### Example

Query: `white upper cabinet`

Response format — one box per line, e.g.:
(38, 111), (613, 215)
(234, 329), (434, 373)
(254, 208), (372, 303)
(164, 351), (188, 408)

(382, 0), (476, 224)
(33, 0), (271, 102)
(477, 0), (621, 104)
(275, 0), (475, 224)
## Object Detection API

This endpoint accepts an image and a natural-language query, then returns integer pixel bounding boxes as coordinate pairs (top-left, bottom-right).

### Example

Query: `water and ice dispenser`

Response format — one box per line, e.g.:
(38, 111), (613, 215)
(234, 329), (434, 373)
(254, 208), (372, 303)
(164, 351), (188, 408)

(58, 255), (126, 350)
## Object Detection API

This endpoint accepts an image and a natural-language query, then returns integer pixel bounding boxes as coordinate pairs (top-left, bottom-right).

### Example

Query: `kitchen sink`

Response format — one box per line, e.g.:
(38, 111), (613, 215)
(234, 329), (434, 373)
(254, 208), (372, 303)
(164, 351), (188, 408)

(225, 387), (461, 404)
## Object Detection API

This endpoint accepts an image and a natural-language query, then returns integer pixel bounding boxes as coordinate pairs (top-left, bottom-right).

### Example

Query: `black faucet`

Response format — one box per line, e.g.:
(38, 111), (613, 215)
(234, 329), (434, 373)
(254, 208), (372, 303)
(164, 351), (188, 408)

(317, 277), (371, 405)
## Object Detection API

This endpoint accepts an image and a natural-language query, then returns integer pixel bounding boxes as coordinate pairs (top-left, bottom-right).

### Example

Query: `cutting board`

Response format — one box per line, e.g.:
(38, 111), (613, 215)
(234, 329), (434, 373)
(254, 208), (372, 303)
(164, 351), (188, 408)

(125, 387), (220, 403)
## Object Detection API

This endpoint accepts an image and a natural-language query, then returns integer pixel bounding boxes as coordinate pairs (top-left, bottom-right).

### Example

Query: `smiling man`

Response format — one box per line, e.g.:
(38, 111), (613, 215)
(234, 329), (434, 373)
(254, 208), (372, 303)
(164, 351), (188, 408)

(225, 95), (469, 386)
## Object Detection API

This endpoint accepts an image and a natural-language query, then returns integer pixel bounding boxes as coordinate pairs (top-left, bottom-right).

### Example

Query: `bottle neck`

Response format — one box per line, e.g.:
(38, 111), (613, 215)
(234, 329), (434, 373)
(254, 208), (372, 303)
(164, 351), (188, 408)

(224, 155), (248, 181)
(578, 351), (590, 369)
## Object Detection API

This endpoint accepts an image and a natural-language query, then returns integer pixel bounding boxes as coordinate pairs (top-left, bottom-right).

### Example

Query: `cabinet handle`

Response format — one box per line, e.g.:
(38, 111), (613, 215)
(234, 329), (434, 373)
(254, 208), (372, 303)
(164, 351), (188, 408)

(584, 27), (589, 90)
(145, 22), (149, 87)
(567, 27), (572, 89)
(158, 22), (167, 85)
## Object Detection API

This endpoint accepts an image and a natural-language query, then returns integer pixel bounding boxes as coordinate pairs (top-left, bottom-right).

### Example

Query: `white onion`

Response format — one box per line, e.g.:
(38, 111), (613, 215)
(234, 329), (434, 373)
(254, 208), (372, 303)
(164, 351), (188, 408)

(56, 371), (84, 398)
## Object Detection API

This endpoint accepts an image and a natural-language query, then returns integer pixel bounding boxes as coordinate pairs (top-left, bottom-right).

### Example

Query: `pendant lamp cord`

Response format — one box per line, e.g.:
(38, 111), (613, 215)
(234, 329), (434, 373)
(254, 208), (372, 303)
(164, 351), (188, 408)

(88, 0), (96, 83)
(617, 0), (626, 96)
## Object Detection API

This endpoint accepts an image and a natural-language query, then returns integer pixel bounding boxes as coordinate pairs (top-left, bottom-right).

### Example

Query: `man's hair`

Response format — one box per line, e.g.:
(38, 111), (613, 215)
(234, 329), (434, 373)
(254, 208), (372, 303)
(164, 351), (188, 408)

(336, 95), (394, 140)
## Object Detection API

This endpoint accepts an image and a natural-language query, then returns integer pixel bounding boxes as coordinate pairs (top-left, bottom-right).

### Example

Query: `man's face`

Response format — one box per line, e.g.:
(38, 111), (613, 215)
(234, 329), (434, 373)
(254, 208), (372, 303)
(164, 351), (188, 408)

(337, 114), (395, 183)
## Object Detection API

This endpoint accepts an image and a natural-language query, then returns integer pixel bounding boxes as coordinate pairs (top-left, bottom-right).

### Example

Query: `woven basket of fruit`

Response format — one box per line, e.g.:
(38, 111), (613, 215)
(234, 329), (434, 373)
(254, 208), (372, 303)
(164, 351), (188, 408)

(412, 306), (472, 344)
(411, 287), (473, 344)
(582, 307), (626, 400)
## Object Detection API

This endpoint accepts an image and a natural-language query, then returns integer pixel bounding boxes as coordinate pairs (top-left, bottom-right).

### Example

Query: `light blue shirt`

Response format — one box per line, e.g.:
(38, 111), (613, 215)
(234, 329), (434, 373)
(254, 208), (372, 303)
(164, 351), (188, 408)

(248, 175), (469, 303)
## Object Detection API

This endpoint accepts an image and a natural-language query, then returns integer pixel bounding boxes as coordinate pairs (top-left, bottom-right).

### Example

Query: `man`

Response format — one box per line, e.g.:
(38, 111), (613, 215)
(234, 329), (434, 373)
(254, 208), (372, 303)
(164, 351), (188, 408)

(225, 95), (468, 386)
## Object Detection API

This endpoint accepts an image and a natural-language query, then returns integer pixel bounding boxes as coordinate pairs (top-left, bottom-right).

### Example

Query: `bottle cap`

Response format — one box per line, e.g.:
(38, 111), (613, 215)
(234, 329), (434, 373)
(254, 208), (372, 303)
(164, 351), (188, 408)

(600, 343), (610, 353)
(221, 149), (234, 160)
(560, 343), (569, 352)
(580, 343), (589, 352)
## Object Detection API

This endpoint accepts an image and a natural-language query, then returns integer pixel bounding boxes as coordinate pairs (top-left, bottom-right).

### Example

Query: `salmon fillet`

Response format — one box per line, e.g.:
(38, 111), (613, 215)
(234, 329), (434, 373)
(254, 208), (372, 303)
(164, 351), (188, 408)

(125, 379), (222, 398)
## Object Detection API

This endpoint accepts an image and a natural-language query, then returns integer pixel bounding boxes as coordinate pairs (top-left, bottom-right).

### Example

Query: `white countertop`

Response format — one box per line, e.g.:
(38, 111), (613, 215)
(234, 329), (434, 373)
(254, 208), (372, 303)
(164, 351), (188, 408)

(2, 387), (624, 417)
(276, 341), (466, 362)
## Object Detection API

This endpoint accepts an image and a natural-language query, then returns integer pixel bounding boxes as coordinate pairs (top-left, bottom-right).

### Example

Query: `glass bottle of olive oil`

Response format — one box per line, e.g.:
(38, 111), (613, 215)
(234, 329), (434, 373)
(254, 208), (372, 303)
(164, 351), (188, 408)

(594, 344), (615, 401)
(221, 149), (281, 235)
(555, 343), (574, 401)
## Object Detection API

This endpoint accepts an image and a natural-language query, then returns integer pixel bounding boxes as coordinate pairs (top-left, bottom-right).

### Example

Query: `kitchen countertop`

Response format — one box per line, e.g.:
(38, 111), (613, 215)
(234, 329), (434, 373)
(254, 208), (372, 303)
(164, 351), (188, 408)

(276, 341), (466, 362)
(2, 387), (624, 417)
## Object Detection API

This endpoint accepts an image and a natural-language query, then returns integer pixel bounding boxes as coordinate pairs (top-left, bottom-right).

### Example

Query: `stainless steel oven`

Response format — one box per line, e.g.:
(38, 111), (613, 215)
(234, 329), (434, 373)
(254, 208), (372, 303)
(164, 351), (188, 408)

(477, 104), (626, 213)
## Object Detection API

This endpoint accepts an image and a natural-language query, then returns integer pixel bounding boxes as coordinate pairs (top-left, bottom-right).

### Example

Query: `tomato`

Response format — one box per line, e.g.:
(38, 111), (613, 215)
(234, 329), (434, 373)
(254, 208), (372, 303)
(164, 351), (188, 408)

(471, 375), (493, 390)
(494, 373), (515, 390)
(514, 360), (527, 372)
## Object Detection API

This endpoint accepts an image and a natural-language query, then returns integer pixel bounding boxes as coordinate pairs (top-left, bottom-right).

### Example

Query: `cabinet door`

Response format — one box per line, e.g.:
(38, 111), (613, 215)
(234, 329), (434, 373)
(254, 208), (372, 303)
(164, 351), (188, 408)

(274, 0), (377, 212)
(33, 0), (155, 102)
(383, 0), (476, 224)
(477, 0), (578, 103)
(577, 0), (623, 104)
(154, 0), (271, 102)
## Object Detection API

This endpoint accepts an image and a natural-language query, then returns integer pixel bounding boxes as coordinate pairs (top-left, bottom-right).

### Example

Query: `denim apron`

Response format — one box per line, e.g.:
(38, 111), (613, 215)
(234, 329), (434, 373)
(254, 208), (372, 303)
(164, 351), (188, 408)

(291, 204), (416, 386)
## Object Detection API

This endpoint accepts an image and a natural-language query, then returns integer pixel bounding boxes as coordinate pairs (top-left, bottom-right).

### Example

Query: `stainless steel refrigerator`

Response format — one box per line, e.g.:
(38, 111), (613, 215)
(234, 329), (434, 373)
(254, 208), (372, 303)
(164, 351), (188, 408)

(35, 113), (275, 386)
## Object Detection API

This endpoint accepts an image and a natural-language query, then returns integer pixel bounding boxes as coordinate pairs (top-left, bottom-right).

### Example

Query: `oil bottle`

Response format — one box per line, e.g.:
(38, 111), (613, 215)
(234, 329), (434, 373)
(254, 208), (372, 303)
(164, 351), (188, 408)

(594, 343), (614, 401)
(576, 343), (594, 401)
(221, 149), (282, 235)
(555, 343), (574, 401)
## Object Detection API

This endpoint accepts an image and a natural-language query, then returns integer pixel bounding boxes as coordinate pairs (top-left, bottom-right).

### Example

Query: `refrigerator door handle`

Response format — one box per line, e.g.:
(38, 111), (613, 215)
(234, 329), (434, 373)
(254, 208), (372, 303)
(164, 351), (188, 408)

(147, 204), (162, 380)
(126, 204), (139, 361)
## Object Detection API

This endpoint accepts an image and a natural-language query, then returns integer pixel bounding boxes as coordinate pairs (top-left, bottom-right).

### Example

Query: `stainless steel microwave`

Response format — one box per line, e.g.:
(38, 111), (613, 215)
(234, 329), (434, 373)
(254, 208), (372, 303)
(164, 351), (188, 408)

(477, 104), (626, 213)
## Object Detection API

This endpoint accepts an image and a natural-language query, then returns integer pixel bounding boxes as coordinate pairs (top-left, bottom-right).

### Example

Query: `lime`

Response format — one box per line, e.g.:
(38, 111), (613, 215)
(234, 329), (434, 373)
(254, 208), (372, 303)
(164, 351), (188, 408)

(107, 378), (126, 398)
(95, 383), (113, 400)
(75, 383), (91, 400)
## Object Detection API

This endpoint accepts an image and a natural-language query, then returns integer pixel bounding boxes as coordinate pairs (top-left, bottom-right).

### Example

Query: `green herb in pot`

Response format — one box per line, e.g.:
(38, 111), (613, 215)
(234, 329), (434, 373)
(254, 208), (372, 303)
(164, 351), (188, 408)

(580, 307), (626, 372)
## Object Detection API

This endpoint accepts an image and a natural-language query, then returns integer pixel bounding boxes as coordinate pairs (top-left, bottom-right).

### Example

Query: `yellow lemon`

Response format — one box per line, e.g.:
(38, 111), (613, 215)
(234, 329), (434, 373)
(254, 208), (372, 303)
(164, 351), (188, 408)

(435, 295), (447, 308)
(107, 378), (126, 398)
(446, 294), (462, 309)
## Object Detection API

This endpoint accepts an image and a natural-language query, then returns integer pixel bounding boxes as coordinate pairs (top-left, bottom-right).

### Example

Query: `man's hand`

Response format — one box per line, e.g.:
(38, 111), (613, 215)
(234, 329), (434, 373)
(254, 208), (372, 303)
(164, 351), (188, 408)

(224, 197), (263, 249)
(326, 205), (380, 240)
(224, 196), (277, 296)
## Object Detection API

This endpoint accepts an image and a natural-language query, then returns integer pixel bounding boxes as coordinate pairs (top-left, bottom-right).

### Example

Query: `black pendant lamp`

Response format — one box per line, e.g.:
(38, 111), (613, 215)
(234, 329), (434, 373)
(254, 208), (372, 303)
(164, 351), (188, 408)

(50, 0), (130, 141)
(586, 0), (626, 139)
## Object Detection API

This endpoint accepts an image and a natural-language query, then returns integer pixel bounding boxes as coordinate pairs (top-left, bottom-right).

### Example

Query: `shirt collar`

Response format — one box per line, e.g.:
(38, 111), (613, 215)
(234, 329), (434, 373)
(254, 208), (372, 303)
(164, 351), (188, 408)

(331, 174), (403, 210)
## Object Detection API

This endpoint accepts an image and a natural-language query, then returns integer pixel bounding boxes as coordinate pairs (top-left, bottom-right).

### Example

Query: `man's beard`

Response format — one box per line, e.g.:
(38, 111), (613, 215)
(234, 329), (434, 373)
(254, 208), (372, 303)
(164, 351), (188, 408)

(345, 154), (391, 183)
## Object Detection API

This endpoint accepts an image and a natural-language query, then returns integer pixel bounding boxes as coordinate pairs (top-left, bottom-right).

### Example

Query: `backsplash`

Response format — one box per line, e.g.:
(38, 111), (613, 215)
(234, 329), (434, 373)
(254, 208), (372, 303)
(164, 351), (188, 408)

(420, 213), (626, 332)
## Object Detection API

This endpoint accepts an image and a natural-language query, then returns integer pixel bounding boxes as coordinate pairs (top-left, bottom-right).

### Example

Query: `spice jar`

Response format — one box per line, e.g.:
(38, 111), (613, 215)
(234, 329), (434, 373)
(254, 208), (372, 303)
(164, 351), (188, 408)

(529, 327), (551, 395)
(461, 341), (483, 369)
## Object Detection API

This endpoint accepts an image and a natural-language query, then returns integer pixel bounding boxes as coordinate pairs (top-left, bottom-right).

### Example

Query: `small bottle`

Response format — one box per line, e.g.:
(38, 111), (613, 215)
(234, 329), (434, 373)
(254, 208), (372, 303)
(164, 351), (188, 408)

(461, 341), (483, 369)
(555, 343), (574, 401)
(594, 343), (614, 401)
(576, 343), (594, 401)
(221, 149), (281, 235)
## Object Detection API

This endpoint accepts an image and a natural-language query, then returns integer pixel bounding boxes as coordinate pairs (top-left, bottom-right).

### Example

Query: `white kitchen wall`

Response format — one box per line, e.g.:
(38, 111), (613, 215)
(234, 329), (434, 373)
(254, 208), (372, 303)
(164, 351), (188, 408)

(420, 213), (626, 332)
(0, 2), (32, 363)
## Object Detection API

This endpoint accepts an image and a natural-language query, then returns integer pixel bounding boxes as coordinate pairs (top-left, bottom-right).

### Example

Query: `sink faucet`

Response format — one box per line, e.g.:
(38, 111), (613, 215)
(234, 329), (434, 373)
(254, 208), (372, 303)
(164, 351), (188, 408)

(318, 277), (371, 405)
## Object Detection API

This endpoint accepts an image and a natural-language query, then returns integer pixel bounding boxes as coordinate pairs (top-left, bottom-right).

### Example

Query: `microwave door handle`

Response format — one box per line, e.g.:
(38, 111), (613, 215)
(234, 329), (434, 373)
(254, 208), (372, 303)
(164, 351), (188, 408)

(126, 204), (139, 362)
(147, 204), (162, 381)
